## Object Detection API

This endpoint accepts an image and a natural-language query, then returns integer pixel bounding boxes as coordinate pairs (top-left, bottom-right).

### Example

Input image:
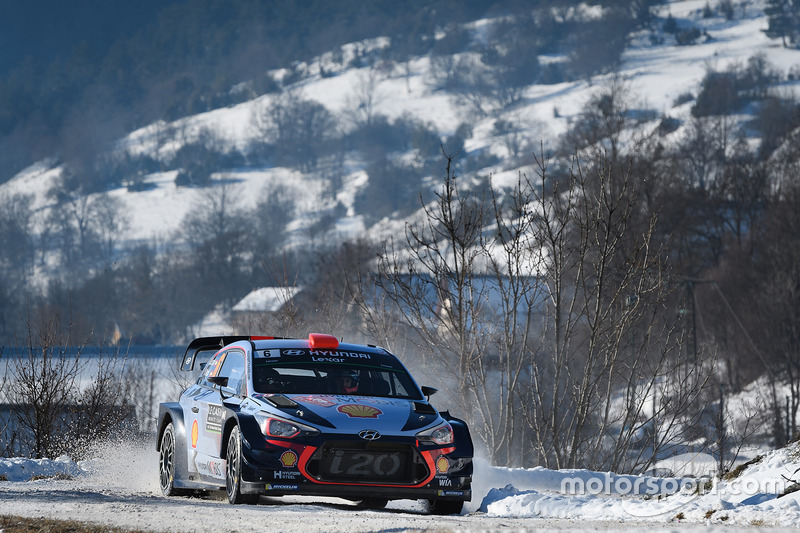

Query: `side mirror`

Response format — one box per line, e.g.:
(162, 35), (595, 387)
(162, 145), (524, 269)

(208, 375), (233, 400)
(421, 386), (438, 400)
(208, 376), (229, 388)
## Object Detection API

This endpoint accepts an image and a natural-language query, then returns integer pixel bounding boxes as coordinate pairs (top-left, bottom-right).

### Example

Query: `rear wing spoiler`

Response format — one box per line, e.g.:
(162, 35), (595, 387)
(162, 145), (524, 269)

(180, 335), (279, 371)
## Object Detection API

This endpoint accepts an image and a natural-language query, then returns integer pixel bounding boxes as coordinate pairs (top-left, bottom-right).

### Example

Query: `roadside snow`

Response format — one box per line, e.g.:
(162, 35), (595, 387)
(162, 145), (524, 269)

(3, 439), (800, 528)
(0, 455), (82, 482)
(472, 444), (800, 527)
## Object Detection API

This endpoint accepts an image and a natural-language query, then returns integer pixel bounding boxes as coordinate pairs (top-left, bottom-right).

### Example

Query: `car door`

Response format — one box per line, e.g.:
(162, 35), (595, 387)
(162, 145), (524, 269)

(181, 349), (222, 478)
(193, 347), (246, 479)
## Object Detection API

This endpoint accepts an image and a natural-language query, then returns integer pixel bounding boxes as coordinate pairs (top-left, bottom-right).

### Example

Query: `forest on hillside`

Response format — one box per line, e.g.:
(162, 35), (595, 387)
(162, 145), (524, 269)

(0, 0), (534, 183)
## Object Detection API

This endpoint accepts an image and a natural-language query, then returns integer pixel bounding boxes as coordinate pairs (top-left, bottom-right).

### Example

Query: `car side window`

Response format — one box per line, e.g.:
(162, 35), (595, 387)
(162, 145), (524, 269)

(217, 349), (246, 396)
(199, 351), (225, 385)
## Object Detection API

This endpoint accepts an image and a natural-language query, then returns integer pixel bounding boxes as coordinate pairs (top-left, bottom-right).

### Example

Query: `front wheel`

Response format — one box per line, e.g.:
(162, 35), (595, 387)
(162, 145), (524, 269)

(159, 422), (187, 496)
(427, 499), (463, 515)
(225, 426), (258, 505)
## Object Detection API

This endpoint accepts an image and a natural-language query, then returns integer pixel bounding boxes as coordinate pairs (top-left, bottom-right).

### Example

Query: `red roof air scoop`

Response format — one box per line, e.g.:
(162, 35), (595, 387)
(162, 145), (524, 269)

(308, 333), (339, 349)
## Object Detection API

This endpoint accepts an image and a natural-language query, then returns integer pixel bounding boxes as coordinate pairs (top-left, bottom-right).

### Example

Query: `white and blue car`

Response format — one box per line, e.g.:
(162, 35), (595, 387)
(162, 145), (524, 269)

(156, 333), (473, 514)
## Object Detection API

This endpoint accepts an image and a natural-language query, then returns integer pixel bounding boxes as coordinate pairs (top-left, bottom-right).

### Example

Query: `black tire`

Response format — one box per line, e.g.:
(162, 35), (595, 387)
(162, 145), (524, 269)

(159, 422), (188, 497)
(427, 499), (463, 515)
(354, 498), (388, 510)
(225, 426), (258, 505)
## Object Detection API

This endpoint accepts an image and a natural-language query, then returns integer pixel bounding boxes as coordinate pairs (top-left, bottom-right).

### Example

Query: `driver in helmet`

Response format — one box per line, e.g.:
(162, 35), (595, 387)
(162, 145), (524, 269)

(331, 369), (359, 394)
(254, 366), (280, 393)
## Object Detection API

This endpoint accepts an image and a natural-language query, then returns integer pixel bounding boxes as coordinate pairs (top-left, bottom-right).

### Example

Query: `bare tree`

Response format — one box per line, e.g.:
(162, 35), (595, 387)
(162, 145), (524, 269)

(742, 182), (800, 444)
(251, 88), (337, 171)
(92, 193), (129, 268)
(120, 359), (160, 433)
(560, 77), (641, 164)
(678, 115), (735, 191)
(179, 183), (255, 306)
(254, 183), (296, 250)
(492, 119), (533, 164)
(249, 242), (375, 342)
(480, 171), (550, 466)
(65, 347), (137, 458)
(181, 184), (249, 247)
(5, 315), (145, 459)
(374, 150), (502, 458)
(346, 67), (384, 129)
(427, 53), (493, 117)
(371, 150), (550, 465)
(0, 193), (36, 287)
(371, 148), (715, 471)
(44, 185), (129, 282)
(151, 120), (176, 172)
(516, 151), (684, 471)
(6, 317), (85, 458)
(0, 346), (14, 457)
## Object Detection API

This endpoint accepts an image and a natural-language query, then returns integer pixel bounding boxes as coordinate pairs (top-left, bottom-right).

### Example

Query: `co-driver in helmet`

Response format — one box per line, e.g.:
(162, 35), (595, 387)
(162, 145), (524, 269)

(331, 369), (359, 394)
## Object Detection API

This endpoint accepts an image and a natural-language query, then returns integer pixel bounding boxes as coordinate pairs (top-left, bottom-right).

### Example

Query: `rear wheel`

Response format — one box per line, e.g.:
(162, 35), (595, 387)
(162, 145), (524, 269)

(427, 499), (463, 515)
(159, 422), (187, 496)
(225, 426), (258, 505)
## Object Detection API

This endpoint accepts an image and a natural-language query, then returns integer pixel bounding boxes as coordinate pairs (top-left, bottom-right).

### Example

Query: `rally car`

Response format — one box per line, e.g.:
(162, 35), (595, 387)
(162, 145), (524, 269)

(156, 333), (473, 514)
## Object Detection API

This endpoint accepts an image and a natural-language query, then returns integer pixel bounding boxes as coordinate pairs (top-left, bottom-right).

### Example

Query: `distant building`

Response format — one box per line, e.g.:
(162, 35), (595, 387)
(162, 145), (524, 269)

(230, 286), (302, 332)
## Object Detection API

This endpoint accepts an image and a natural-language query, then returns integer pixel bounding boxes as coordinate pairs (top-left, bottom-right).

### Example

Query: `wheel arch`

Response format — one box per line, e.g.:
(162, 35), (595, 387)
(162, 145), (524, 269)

(220, 410), (262, 463)
(156, 401), (191, 490)
(219, 413), (240, 459)
(157, 402), (185, 451)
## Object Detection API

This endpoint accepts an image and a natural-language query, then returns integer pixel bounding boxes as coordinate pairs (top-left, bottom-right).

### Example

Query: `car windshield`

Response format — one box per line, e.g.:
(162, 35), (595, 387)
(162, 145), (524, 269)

(252, 363), (422, 399)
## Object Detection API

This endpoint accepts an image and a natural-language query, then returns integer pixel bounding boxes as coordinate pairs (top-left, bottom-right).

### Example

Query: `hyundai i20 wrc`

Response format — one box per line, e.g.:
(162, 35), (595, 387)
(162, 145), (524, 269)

(156, 333), (473, 514)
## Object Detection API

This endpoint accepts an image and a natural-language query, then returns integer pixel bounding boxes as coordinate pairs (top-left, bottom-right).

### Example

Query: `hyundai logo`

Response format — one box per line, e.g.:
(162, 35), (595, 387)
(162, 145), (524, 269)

(358, 429), (381, 441)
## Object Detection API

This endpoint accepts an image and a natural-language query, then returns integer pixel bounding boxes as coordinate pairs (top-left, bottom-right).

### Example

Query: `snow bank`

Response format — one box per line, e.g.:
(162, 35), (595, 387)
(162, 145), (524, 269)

(473, 443), (800, 526)
(0, 455), (83, 482)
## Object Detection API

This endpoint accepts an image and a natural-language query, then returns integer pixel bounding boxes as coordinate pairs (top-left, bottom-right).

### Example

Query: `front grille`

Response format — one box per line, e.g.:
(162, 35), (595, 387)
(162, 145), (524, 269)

(305, 441), (429, 485)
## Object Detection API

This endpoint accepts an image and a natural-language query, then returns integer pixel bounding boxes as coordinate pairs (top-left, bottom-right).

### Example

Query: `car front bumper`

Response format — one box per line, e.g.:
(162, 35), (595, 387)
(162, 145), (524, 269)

(238, 434), (472, 502)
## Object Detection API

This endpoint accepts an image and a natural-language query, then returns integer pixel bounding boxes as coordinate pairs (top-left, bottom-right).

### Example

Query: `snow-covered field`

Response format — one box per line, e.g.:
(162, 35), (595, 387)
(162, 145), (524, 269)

(2, 438), (800, 531)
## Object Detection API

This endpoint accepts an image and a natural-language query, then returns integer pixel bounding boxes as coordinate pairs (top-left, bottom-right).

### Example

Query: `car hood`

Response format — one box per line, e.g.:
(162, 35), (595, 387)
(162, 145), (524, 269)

(277, 394), (440, 434)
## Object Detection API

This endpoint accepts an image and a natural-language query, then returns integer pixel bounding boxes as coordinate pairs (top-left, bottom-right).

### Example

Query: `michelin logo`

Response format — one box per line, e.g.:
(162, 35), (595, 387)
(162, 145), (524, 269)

(265, 483), (299, 491)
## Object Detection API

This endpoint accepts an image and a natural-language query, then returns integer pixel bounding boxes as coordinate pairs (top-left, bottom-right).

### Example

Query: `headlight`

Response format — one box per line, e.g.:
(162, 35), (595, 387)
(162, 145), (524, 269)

(254, 412), (319, 439)
(416, 422), (454, 445)
(268, 418), (300, 438)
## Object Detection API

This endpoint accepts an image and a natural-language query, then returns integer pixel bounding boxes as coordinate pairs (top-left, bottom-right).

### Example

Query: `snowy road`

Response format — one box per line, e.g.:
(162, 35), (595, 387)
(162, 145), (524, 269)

(0, 440), (558, 532)
(0, 442), (596, 533)
(0, 439), (797, 532)
(0, 481), (778, 533)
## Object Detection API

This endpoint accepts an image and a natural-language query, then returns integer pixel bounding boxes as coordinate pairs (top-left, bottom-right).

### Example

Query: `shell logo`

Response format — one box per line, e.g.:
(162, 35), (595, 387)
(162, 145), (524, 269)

(280, 451), (298, 467)
(191, 420), (199, 448)
(436, 456), (449, 474)
(337, 404), (382, 418)
(294, 396), (337, 408)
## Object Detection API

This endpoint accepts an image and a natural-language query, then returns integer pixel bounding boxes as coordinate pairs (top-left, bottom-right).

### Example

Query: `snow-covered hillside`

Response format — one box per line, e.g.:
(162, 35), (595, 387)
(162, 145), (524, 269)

(4, 0), (799, 302)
